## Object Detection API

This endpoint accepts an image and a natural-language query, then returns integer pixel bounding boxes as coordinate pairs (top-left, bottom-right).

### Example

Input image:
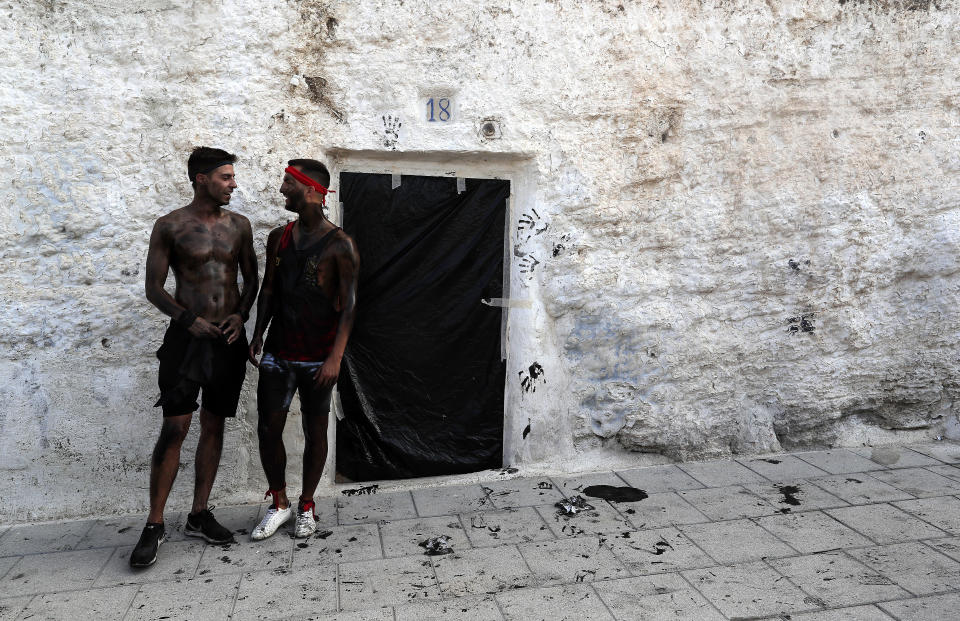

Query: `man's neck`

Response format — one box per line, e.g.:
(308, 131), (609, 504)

(187, 193), (223, 218)
(297, 203), (331, 235)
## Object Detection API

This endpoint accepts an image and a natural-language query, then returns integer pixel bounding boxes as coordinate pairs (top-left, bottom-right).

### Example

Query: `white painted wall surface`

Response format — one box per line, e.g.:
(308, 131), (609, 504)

(2, 0), (958, 521)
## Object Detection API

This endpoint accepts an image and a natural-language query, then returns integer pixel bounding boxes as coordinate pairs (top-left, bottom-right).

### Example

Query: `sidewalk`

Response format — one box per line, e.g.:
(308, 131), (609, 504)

(2, 443), (960, 620)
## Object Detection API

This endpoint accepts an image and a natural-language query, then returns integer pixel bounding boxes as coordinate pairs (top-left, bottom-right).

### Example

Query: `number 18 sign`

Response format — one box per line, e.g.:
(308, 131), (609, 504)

(424, 96), (456, 123)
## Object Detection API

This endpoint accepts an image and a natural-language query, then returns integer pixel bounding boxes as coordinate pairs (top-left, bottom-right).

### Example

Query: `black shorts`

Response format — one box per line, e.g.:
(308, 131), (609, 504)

(156, 321), (248, 418)
(256, 353), (333, 416)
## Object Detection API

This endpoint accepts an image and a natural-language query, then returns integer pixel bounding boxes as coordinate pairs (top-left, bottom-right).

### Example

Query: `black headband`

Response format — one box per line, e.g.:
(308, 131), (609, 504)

(190, 160), (234, 180)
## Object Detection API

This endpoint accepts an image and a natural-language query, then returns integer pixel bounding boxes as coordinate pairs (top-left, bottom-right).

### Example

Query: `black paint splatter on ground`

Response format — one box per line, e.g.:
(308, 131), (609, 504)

(419, 535), (454, 556)
(555, 496), (594, 516)
(775, 484), (803, 513)
(846, 478), (863, 484)
(499, 467), (519, 475)
(117, 526), (131, 534)
(653, 538), (673, 555)
(219, 556), (231, 563)
(537, 481), (553, 489)
(342, 484), (379, 496)
(522, 420), (531, 439)
(761, 459), (781, 464)
(348, 536), (358, 542)
(582, 485), (648, 503)
(315, 530), (334, 539)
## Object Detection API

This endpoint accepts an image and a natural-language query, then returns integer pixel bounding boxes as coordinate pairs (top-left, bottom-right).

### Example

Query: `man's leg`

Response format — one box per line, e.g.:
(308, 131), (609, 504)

(191, 409), (225, 514)
(148, 413), (193, 523)
(258, 408), (291, 508)
(300, 412), (329, 503)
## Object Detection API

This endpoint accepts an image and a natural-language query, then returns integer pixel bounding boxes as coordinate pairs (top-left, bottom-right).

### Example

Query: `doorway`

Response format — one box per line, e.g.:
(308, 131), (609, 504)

(335, 172), (509, 480)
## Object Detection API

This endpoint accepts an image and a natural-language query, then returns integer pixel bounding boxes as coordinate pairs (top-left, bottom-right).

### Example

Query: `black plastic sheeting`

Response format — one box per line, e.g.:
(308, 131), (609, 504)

(336, 173), (508, 481)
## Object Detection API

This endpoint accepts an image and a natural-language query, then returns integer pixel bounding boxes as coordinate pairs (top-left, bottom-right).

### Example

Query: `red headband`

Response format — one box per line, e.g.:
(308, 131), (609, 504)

(285, 166), (335, 204)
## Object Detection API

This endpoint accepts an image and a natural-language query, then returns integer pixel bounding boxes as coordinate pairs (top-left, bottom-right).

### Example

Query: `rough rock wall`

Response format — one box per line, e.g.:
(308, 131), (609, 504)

(1, 0), (958, 521)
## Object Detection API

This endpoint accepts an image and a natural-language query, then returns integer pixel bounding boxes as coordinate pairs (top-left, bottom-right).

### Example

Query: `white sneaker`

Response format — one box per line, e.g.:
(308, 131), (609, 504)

(294, 506), (318, 538)
(251, 505), (293, 541)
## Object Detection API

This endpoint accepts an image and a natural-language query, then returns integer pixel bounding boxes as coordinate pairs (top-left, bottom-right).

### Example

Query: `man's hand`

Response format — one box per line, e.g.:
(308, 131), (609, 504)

(188, 316), (224, 340)
(313, 356), (341, 389)
(248, 334), (263, 366)
(218, 314), (245, 345)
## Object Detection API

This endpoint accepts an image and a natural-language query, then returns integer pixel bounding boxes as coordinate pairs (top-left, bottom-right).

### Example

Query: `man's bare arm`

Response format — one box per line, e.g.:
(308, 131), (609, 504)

(248, 227), (283, 366)
(315, 236), (360, 388)
(144, 218), (222, 339)
(220, 217), (259, 345)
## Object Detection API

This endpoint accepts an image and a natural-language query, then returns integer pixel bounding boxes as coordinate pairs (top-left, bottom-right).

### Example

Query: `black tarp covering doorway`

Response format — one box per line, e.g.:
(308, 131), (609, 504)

(336, 173), (508, 481)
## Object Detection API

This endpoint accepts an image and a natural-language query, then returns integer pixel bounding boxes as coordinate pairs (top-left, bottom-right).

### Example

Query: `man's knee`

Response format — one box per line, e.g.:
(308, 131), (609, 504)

(257, 411), (287, 441)
(155, 416), (191, 454)
(198, 409), (226, 435)
(301, 414), (329, 444)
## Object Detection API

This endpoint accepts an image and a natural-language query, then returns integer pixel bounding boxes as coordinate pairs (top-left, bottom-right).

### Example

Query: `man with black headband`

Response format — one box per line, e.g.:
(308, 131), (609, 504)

(248, 159), (359, 539)
(130, 146), (258, 567)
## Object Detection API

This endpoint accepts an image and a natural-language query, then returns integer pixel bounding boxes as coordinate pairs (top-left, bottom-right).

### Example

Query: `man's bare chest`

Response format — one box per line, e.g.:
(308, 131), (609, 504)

(172, 222), (240, 266)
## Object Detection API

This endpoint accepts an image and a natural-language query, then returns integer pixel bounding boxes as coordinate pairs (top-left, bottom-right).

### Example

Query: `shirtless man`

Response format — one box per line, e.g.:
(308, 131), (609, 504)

(248, 159), (359, 539)
(130, 147), (258, 568)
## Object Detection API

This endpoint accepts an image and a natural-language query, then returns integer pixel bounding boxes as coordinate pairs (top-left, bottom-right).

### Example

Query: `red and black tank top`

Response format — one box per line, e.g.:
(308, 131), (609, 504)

(263, 222), (341, 362)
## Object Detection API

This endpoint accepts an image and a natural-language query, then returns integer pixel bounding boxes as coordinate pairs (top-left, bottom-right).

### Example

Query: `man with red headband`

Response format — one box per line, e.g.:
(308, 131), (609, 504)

(130, 146), (258, 567)
(248, 159), (359, 539)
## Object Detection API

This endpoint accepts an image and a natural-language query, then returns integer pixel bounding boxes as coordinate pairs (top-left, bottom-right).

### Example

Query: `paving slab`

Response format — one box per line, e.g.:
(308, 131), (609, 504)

(683, 560), (820, 618)
(338, 555), (440, 611)
(893, 496), (960, 535)
(592, 573), (725, 620)
(536, 501), (632, 538)
(879, 592), (960, 620)
(395, 594), (504, 620)
(0, 556), (18, 580)
(787, 604), (895, 620)
(615, 464), (705, 493)
(0, 520), (94, 557)
(196, 530), (293, 575)
(867, 467), (960, 498)
(232, 565), (338, 620)
(212, 503), (268, 540)
(680, 518), (796, 563)
(75, 515), (157, 550)
(95, 540), (206, 586)
(290, 523), (382, 568)
(462, 507), (553, 547)
(908, 443), (960, 464)
(482, 477), (565, 508)
(924, 464), (960, 482)
(850, 446), (941, 468)
(518, 535), (628, 586)
(924, 536), (960, 562)
(549, 471), (630, 497)
(810, 474), (915, 505)
(739, 455), (831, 481)
(743, 480), (849, 513)
(846, 542), (960, 596)
(0, 548), (113, 597)
(17, 584), (138, 620)
(754, 510), (873, 554)
(322, 610), (394, 621)
(412, 484), (495, 517)
(615, 491), (711, 530)
(794, 449), (887, 474)
(432, 545), (535, 597)
(337, 490), (417, 524)
(769, 552), (911, 607)
(676, 459), (768, 487)
(379, 515), (470, 558)
(826, 503), (948, 544)
(0, 596), (32, 621)
(124, 573), (240, 621)
(495, 583), (614, 621)
(677, 485), (778, 520)
(604, 526), (715, 575)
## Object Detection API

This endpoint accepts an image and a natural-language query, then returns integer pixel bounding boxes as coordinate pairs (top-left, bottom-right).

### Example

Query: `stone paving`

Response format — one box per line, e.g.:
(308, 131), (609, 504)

(2, 443), (960, 620)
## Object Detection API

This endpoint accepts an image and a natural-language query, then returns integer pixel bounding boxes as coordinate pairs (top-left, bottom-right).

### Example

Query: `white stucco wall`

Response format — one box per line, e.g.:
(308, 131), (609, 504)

(2, 0), (959, 522)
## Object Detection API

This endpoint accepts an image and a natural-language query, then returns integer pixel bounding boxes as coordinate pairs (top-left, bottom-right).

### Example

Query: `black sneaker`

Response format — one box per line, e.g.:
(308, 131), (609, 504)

(184, 508), (235, 544)
(129, 522), (165, 568)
